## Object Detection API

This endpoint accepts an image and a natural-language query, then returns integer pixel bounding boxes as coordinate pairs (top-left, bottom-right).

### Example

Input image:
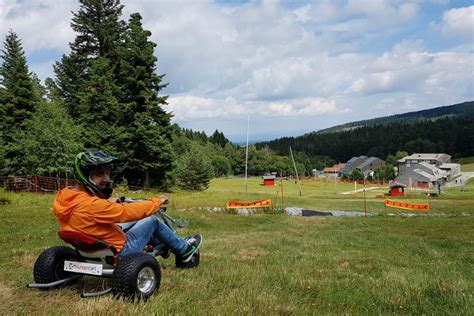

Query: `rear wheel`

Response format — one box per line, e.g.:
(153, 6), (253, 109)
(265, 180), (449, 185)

(112, 253), (161, 300)
(33, 246), (78, 289)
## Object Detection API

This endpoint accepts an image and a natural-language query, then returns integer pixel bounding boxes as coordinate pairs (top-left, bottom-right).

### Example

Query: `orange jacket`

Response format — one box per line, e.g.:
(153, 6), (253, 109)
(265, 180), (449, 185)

(53, 187), (162, 252)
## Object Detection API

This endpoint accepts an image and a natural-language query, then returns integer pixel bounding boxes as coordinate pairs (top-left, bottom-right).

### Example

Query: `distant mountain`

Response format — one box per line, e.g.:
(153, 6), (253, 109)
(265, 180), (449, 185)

(315, 101), (474, 135)
(256, 101), (474, 161)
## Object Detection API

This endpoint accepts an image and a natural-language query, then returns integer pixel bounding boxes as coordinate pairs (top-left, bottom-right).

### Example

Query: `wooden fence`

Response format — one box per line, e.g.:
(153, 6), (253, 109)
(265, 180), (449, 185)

(0, 175), (76, 193)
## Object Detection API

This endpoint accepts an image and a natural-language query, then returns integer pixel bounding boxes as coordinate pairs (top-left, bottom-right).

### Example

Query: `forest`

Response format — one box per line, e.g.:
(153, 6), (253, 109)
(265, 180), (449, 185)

(257, 115), (474, 162)
(316, 101), (474, 134)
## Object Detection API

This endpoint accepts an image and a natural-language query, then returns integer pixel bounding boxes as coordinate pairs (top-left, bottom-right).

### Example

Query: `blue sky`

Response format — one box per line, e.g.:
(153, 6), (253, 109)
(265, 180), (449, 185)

(1, 0), (473, 142)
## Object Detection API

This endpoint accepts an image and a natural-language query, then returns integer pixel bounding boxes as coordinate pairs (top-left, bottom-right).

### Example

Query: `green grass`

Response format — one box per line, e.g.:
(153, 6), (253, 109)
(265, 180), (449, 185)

(455, 156), (474, 165)
(461, 163), (474, 172)
(0, 178), (473, 314)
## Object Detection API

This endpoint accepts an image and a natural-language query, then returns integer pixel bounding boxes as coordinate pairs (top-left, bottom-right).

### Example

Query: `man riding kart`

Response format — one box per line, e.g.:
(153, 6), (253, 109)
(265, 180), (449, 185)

(54, 151), (202, 263)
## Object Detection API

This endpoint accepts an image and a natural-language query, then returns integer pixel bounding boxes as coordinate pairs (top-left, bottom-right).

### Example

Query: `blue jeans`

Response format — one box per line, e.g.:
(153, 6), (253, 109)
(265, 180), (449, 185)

(118, 216), (188, 257)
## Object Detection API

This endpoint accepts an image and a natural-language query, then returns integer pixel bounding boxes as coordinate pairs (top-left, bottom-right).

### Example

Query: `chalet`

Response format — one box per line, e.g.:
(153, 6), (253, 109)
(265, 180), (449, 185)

(341, 156), (385, 176)
(395, 161), (448, 188)
(323, 163), (346, 177)
(340, 156), (368, 176)
(398, 153), (451, 175)
(356, 157), (385, 176)
(396, 153), (460, 187)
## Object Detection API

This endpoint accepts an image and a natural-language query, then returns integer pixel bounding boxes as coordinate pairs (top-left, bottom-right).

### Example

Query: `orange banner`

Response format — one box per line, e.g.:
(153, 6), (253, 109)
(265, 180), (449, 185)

(226, 199), (272, 209)
(384, 199), (430, 212)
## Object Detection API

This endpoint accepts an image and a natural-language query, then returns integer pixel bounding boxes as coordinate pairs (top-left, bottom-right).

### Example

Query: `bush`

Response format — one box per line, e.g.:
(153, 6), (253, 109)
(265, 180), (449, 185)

(175, 146), (214, 190)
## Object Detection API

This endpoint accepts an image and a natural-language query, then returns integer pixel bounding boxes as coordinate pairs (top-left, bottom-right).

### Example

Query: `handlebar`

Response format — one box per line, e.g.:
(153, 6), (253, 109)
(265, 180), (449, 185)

(118, 196), (167, 212)
(119, 196), (168, 205)
(118, 196), (187, 228)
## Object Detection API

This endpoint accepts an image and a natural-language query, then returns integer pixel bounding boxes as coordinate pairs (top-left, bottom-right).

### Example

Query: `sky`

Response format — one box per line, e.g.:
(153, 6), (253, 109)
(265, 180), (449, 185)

(1, 0), (473, 142)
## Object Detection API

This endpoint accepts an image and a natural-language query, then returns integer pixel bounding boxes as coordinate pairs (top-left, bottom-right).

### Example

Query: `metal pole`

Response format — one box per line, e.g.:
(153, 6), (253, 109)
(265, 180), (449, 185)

(289, 147), (302, 197)
(280, 177), (284, 211)
(364, 178), (367, 216)
(244, 114), (249, 195)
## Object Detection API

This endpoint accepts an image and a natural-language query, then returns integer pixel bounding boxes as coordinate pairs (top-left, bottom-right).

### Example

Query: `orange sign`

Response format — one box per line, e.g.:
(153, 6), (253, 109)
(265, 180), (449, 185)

(226, 199), (272, 209)
(384, 199), (430, 212)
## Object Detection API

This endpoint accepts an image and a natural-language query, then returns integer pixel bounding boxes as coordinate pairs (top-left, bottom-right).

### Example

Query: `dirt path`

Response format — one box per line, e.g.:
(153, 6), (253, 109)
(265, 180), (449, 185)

(339, 187), (381, 195)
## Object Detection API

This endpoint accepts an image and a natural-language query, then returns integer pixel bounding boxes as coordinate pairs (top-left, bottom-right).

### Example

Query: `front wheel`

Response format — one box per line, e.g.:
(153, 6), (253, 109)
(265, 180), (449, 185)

(112, 253), (161, 300)
(33, 246), (78, 289)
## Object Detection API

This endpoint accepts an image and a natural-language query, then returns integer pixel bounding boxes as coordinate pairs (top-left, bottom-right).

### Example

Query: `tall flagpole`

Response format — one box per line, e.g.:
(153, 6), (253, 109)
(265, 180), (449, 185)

(245, 114), (249, 195)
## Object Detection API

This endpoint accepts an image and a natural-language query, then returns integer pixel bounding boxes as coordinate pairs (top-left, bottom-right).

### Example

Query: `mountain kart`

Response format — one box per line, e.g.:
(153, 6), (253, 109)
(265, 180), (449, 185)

(27, 199), (200, 300)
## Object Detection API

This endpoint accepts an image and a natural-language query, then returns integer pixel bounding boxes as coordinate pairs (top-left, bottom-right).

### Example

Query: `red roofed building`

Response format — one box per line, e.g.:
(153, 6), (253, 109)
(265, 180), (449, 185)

(262, 173), (276, 186)
(323, 163), (346, 177)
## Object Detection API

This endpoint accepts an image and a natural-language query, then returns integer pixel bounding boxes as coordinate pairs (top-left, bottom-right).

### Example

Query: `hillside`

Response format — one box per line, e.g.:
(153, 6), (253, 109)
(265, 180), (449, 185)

(316, 101), (474, 134)
(256, 101), (474, 161)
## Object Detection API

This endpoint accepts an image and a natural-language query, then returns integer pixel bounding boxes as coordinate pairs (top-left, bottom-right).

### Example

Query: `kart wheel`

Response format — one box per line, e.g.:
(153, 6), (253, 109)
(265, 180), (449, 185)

(175, 250), (200, 269)
(112, 253), (161, 300)
(33, 246), (78, 289)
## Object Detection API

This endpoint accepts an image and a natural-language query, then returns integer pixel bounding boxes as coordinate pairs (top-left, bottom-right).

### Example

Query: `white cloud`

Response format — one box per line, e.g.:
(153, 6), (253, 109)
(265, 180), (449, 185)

(295, 0), (419, 27)
(441, 6), (474, 39)
(298, 99), (337, 115)
(346, 41), (472, 97)
(166, 95), (340, 120)
(0, 0), (76, 53)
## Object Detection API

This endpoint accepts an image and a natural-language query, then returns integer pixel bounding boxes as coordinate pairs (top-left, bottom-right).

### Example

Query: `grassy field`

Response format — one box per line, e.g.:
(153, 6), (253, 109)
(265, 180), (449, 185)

(0, 177), (473, 314)
(461, 163), (474, 172)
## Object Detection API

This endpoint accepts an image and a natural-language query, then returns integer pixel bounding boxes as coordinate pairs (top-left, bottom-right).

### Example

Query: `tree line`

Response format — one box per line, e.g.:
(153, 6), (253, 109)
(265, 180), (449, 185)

(317, 101), (474, 135)
(257, 117), (474, 163)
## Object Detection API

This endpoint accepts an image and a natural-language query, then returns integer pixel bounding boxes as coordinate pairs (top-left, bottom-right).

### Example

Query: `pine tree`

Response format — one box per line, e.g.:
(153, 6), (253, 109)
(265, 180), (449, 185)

(54, 0), (125, 118)
(115, 13), (173, 187)
(209, 129), (229, 147)
(0, 30), (40, 175)
(0, 30), (39, 143)
(175, 145), (214, 190)
(78, 57), (123, 150)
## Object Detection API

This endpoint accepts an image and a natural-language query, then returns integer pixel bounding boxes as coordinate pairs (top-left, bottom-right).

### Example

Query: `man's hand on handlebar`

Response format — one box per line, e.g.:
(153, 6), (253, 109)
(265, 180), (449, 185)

(160, 196), (169, 205)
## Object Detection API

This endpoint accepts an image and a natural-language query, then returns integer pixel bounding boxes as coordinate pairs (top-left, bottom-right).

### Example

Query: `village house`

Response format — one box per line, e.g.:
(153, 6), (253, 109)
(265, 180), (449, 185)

(395, 153), (460, 188)
(340, 156), (385, 177)
(323, 163), (346, 177)
(397, 153), (451, 174)
(356, 157), (385, 177)
(340, 156), (368, 176)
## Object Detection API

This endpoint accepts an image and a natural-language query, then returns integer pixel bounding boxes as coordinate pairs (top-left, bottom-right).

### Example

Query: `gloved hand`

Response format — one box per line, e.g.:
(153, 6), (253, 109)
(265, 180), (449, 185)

(159, 195), (169, 205)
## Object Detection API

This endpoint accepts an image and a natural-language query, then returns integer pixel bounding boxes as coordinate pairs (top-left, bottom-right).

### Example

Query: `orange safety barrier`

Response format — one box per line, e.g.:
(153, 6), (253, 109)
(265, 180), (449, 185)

(226, 199), (272, 209)
(384, 199), (430, 212)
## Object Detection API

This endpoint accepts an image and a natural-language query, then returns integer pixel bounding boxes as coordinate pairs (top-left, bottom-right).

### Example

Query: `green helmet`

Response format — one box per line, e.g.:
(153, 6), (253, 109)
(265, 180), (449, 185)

(74, 151), (117, 199)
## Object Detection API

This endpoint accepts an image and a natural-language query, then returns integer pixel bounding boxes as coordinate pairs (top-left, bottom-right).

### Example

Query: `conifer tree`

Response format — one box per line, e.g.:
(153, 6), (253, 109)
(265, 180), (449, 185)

(0, 30), (39, 143)
(116, 13), (173, 187)
(0, 30), (40, 175)
(54, 0), (125, 119)
(209, 129), (229, 147)
(54, 2), (175, 187)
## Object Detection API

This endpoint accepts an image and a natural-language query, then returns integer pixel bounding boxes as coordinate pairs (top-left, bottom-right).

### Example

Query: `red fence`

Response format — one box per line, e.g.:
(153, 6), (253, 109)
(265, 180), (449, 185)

(0, 175), (76, 193)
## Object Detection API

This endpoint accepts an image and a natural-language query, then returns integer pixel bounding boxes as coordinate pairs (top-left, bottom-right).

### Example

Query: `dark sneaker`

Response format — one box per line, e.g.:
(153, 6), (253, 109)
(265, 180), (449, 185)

(179, 234), (202, 263)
